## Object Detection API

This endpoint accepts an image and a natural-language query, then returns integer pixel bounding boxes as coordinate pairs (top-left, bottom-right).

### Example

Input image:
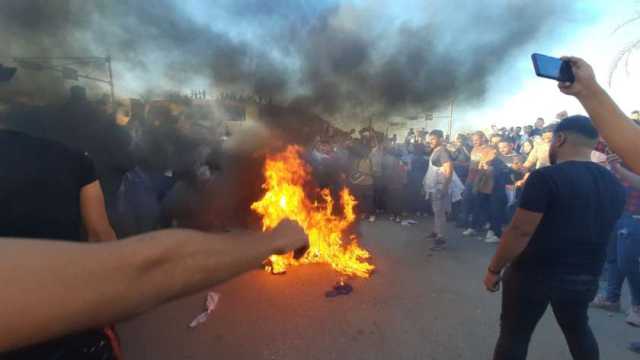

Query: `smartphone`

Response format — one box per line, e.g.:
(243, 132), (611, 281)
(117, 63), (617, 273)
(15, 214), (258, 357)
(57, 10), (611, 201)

(531, 53), (575, 83)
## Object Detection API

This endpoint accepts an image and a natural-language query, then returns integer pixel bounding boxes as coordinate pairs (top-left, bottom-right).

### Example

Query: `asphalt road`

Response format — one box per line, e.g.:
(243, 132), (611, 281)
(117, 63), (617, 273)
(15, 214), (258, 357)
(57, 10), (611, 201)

(119, 218), (640, 359)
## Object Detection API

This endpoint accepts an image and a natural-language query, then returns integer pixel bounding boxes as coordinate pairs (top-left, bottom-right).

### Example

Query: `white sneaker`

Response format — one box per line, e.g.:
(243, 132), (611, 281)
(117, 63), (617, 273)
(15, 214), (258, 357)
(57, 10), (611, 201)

(368, 215), (376, 223)
(485, 231), (500, 244)
(627, 306), (640, 327)
(462, 228), (476, 236)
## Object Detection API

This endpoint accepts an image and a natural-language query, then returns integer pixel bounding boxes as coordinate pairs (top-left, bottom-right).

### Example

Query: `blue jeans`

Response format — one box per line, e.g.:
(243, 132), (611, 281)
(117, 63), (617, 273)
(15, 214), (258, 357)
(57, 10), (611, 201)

(458, 183), (475, 227)
(605, 213), (640, 306)
(490, 190), (507, 237)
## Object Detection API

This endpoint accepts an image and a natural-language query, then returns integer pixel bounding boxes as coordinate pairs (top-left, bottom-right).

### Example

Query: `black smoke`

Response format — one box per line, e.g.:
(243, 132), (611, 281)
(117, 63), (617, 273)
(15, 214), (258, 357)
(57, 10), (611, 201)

(1, 0), (571, 115)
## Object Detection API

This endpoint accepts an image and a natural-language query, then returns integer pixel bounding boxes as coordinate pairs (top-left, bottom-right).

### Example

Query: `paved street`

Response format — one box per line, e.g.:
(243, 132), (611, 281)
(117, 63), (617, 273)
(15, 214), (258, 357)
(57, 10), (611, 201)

(119, 219), (640, 359)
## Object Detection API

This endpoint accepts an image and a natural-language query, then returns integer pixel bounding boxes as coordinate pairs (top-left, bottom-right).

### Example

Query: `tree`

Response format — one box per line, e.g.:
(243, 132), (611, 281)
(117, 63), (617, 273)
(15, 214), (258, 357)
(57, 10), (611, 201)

(609, 14), (640, 86)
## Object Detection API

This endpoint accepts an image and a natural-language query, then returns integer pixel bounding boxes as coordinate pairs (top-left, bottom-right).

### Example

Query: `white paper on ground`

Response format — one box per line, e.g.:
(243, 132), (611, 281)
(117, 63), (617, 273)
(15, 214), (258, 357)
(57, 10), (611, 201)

(189, 291), (221, 328)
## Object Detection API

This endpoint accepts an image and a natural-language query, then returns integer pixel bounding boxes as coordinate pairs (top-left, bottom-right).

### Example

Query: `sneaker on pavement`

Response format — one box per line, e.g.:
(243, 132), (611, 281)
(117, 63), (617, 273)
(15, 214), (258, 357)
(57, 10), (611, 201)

(626, 306), (640, 327)
(462, 228), (476, 236)
(430, 238), (447, 251)
(590, 295), (621, 312)
(485, 231), (500, 244)
(368, 215), (376, 223)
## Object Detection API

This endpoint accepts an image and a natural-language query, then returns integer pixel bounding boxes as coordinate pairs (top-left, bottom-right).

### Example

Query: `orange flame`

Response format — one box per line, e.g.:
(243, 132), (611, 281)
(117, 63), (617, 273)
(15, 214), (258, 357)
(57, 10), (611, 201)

(251, 145), (375, 278)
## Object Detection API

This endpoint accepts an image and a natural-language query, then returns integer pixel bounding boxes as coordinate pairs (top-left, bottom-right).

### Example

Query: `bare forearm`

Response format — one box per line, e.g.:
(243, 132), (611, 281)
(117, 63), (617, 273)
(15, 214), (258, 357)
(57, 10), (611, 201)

(443, 162), (453, 188)
(488, 227), (530, 272)
(0, 229), (276, 351)
(577, 85), (640, 172)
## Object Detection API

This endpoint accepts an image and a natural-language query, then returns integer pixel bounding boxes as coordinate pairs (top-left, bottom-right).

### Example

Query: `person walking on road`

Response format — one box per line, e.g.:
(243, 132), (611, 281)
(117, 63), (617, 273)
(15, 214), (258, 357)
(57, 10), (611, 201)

(484, 116), (626, 360)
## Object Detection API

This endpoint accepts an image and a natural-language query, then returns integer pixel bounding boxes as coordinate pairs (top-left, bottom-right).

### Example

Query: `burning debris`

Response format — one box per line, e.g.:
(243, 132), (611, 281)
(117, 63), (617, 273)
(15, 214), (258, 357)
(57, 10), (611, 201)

(251, 145), (374, 278)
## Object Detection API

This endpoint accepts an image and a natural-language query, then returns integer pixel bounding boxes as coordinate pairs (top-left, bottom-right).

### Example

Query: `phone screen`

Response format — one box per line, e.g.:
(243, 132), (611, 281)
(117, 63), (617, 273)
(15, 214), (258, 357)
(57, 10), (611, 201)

(531, 53), (575, 83)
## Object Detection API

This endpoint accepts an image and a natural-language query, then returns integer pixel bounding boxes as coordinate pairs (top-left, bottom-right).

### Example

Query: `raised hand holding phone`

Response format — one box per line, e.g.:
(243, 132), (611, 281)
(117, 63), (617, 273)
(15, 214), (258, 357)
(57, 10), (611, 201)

(531, 53), (575, 83)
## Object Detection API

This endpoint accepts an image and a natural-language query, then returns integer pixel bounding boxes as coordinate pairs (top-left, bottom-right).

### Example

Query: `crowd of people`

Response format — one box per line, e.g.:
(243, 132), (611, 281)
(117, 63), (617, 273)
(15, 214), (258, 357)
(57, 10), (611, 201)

(306, 111), (580, 250)
(2, 56), (640, 360)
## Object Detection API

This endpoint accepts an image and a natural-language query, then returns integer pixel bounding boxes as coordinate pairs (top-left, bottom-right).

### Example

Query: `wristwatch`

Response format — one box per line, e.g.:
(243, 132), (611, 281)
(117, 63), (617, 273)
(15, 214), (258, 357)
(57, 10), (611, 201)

(488, 266), (502, 275)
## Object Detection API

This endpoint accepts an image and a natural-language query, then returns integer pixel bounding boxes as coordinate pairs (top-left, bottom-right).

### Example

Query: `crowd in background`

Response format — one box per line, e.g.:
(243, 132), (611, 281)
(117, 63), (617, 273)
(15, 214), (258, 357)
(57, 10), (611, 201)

(308, 111), (637, 244)
(309, 107), (640, 336)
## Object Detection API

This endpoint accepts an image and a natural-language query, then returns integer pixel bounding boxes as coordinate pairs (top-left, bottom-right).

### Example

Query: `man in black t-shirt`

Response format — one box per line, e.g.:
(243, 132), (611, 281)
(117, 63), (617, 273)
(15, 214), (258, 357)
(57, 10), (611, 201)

(0, 129), (118, 359)
(484, 116), (626, 360)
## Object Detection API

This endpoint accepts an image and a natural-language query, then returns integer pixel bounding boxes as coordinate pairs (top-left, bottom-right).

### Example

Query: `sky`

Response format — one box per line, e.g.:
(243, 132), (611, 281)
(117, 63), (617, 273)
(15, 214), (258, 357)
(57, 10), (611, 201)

(450, 0), (640, 133)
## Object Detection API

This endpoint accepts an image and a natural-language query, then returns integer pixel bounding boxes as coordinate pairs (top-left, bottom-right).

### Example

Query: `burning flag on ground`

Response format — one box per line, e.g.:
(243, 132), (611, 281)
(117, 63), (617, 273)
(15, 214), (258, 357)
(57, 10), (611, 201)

(251, 145), (374, 278)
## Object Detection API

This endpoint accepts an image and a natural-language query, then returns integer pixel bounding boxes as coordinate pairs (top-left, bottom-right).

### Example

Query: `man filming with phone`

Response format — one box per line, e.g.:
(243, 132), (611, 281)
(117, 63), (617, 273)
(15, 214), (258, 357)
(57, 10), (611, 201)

(484, 115), (626, 360)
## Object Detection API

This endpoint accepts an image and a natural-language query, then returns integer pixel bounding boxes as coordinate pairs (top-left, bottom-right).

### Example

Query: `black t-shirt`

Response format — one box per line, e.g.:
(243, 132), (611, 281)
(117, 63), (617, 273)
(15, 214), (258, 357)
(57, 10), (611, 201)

(513, 161), (626, 276)
(0, 130), (101, 357)
(0, 130), (97, 241)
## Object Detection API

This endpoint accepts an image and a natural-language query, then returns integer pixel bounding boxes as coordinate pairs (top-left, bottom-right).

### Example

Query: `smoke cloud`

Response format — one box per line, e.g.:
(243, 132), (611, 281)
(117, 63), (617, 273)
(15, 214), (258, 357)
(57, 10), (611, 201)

(1, 0), (572, 116)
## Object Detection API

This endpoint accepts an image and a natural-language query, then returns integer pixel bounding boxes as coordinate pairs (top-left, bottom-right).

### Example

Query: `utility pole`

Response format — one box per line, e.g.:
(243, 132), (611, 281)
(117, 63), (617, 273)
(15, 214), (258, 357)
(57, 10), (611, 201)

(106, 56), (115, 106)
(448, 101), (454, 138)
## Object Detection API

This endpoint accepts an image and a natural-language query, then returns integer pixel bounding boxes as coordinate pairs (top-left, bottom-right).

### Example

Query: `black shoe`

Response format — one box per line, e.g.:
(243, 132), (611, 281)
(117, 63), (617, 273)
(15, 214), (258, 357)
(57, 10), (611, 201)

(429, 238), (447, 251)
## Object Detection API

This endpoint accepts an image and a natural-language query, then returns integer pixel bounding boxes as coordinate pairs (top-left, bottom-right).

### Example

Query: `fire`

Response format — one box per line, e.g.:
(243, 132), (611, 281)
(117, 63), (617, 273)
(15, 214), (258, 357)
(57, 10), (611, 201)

(251, 145), (375, 278)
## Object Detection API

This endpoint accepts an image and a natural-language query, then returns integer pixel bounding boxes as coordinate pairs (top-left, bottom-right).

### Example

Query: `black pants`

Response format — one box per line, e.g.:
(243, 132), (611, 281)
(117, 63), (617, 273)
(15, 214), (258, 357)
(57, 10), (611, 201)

(494, 268), (600, 360)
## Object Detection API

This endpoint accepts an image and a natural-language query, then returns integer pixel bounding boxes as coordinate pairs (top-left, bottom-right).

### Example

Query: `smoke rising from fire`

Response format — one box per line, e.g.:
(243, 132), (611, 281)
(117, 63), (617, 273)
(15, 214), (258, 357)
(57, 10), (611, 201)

(1, 0), (573, 115)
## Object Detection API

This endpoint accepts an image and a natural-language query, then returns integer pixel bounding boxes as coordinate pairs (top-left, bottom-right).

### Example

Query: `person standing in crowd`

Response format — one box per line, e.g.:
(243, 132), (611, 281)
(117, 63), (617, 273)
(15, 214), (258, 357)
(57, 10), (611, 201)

(484, 116), (626, 360)
(513, 126), (523, 143)
(405, 128), (416, 144)
(505, 154), (526, 223)
(384, 148), (407, 223)
(460, 131), (491, 230)
(369, 138), (386, 215)
(529, 117), (545, 138)
(490, 134), (503, 147)
(423, 130), (463, 251)
(483, 149), (512, 244)
(497, 138), (519, 166)
(590, 154), (640, 327)
(0, 128), (119, 358)
(349, 144), (376, 223)
(448, 134), (471, 222)
(406, 143), (429, 217)
(522, 125), (534, 142)
(464, 143), (509, 244)
(520, 139), (534, 157)
(523, 126), (554, 171)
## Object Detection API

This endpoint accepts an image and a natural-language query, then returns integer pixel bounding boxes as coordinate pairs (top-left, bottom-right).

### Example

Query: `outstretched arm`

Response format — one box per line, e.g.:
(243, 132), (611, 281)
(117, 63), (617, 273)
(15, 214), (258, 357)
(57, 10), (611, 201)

(0, 222), (305, 351)
(559, 56), (640, 173)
